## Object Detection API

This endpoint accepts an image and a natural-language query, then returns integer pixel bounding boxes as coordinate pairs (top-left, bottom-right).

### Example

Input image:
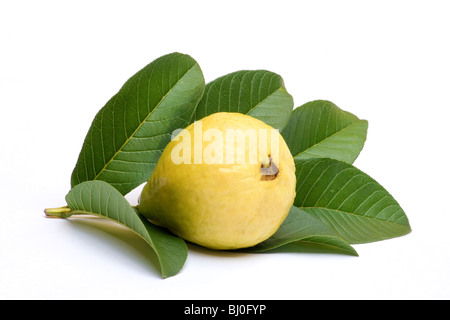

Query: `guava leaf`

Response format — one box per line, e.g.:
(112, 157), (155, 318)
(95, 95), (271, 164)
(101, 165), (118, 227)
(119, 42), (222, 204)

(193, 70), (294, 130)
(71, 52), (205, 195)
(245, 206), (358, 256)
(64, 180), (188, 278)
(294, 158), (411, 244)
(282, 100), (368, 164)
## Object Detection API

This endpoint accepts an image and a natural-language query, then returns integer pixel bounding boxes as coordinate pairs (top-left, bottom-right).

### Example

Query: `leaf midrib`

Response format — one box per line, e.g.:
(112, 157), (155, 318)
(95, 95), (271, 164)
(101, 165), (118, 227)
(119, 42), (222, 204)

(93, 62), (198, 182)
(300, 206), (408, 226)
(246, 86), (287, 116)
(291, 120), (366, 159)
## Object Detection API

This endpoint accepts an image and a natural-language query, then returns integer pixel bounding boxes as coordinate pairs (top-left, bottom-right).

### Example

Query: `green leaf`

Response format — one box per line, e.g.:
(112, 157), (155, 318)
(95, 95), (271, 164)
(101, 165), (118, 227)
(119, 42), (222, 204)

(282, 100), (368, 164)
(71, 52), (205, 195)
(64, 180), (188, 278)
(193, 70), (294, 130)
(294, 158), (411, 244)
(245, 206), (358, 256)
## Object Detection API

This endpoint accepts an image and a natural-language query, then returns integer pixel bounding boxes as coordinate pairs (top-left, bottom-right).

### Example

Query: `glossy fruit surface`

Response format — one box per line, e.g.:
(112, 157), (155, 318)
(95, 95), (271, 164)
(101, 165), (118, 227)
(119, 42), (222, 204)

(138, 112), (296, 250)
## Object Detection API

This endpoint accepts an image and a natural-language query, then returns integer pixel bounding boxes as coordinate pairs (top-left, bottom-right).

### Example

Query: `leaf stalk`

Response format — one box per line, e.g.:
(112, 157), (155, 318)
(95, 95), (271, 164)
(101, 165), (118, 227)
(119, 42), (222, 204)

(44, 206), (72, 218)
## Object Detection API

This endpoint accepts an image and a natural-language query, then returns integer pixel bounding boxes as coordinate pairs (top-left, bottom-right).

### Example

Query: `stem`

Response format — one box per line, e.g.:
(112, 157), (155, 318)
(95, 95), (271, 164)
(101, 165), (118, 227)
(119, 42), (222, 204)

(44, 206), (72, 218)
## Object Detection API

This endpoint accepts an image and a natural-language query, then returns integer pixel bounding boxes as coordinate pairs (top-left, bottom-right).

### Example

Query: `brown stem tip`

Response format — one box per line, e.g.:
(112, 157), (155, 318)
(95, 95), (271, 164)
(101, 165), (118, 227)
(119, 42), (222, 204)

(261, 157), (279, 181)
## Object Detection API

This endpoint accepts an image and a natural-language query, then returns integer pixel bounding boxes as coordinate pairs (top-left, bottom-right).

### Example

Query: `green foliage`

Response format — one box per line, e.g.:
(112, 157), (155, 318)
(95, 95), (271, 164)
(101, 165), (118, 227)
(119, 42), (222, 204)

(293, 158), (411, 244)
(282, 100), (368, 164)
(71, 52), (205, 195)
(193, 70), (293, 130)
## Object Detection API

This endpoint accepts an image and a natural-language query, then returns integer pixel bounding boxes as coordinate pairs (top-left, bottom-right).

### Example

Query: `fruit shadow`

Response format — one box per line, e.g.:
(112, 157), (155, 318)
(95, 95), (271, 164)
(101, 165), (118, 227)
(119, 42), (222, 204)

(65, 216), (163, 277)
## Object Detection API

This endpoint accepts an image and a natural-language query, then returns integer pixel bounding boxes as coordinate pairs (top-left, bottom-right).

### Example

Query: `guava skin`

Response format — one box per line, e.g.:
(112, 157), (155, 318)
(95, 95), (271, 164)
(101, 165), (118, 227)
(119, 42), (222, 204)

(138, 112), (296, 250)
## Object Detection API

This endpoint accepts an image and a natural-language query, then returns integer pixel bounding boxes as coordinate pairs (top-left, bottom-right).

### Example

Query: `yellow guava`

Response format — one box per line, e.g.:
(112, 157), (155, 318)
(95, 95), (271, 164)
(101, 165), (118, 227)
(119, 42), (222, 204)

(138, 112), (296, 250)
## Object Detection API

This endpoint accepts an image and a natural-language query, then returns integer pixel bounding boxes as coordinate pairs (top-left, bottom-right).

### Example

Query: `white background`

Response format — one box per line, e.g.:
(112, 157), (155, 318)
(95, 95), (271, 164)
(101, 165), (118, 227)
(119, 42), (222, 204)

(1, 0), (449, 300)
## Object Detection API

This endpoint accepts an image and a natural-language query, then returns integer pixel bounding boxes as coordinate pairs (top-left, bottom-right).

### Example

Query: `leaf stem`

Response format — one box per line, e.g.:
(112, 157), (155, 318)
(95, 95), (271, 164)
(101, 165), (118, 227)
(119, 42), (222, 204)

(44, 206), (72, 218)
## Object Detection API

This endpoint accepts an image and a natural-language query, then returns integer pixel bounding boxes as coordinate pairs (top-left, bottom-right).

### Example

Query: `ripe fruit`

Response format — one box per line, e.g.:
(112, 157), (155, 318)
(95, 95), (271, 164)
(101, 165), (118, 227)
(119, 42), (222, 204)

(138, 112), (296, 250)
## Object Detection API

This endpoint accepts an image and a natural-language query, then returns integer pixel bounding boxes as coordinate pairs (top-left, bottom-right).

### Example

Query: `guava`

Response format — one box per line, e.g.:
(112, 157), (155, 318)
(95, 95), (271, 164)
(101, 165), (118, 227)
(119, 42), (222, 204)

(138, 112), (296, 250)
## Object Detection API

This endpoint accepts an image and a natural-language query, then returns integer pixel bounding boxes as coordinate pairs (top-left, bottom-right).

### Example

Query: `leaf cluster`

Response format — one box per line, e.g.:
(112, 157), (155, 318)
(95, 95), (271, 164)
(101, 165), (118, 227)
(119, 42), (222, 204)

(46, 52), (411, 278)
